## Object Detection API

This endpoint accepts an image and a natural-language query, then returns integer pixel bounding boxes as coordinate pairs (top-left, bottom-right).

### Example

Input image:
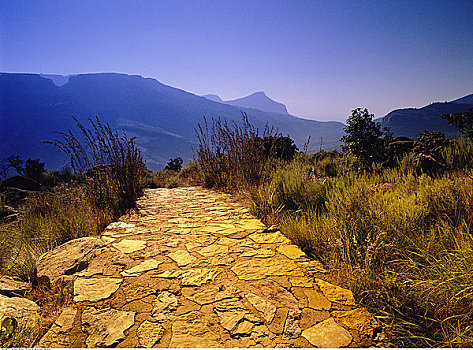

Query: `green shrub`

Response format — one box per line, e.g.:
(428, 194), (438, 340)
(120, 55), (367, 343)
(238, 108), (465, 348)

(164, 157), (183, 172)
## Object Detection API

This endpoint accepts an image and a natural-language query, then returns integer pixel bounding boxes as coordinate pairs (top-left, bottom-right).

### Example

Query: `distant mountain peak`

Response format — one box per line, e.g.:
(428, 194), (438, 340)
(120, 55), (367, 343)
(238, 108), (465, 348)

(202, 94), (223, 103)
(224, 91), (288, 114)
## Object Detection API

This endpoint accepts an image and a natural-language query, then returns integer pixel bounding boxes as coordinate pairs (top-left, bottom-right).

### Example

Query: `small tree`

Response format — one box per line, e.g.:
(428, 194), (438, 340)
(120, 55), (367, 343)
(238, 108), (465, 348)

(441, 108), (473, 138)
(341, 108), (391, 168)
(165, 157), (183, 172)
(24, 158), (45, 182)
(256, 135), (298, 161)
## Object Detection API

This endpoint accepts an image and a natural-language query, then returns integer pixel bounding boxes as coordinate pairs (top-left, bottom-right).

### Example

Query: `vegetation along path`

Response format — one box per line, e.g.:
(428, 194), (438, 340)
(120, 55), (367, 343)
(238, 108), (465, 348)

(38, 187), (384, 348)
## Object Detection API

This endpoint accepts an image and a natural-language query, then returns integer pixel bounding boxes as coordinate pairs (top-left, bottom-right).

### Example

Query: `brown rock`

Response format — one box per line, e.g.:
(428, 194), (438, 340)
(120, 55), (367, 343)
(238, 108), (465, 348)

(231, 259), (304, 280)
(315, 279), (355, 305)
(282, 309), (302, 339)
(151, 291), (178, 320)
(169, 311), (222, 347)
(120, 258), (161, 276)
(37, 307), (78, 347)
(214, 298), (249, 331)
(73, 277), (122, 302)
(0, 276), (31, 296)
(0, 294), (39, 328)
(81, 307), (135, 347)
(181, 268), (221, 286)
(112, 239), (147, 254)
(248, 231), (291, 244)
(304, 288), (332, 310)
(277, 245), (306, 259)
(137, 320), (164, 347)
(332, 307), (377, 337)
(36, 237), (106, 284)
(302, 317), (352, 348)
(182, 284), (237, 305)
(167, 249), (197, 266)
(300, 308), (330, 329)
(245, 293), (276, 323)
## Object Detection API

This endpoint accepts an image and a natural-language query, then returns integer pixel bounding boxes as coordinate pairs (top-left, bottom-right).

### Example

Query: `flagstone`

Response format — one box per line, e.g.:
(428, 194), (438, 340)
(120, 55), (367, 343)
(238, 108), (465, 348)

(240, 248), (275, 258)
(137, 320), (164, 348)
(235, 218), (267, 230)
(169, 311), (222, 348)
(315, 279), (356, 306)
(231, 259), (304, 280)
(303, 289), (332, 310)
(167, 249), (197, 266)
(198, 244), (229, 257)
(181, 268), (221, 286)
(121, 258), (161, 276)
(37, 186), (377, 348)
(249, 231), (291, 244)
(277, 245), (306, 259)
(246, 293), (277, 323)
(332, 307), (376, 337)
(74, 277), (122, 302)
(82, 307), (135, 347)
(182, 284), (237, 305)
(112, 239), (147, 254)
(302, 317), (352, 348)
(214, 298), (250, 331)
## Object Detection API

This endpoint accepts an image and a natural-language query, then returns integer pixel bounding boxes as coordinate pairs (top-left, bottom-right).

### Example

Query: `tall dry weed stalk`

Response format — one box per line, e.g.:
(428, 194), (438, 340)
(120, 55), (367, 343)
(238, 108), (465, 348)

(46, 116), (146, 218)
(196, 113), (290, 192)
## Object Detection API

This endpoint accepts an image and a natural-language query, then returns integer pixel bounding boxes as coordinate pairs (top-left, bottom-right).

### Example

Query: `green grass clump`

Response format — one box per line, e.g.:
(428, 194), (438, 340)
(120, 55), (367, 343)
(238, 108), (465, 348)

(277, 165), (473, 347)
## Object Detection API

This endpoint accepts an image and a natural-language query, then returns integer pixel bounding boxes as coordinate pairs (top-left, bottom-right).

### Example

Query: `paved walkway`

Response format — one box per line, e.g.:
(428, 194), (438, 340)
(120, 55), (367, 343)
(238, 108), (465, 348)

(38, 187), (381, 348)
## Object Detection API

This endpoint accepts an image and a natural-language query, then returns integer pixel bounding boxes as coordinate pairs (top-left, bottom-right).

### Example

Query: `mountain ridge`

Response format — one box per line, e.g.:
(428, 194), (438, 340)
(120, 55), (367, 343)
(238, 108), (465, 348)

(0, 72), (343, 170)
(376, 94), (473, 139)
(203, 91), (289, 115)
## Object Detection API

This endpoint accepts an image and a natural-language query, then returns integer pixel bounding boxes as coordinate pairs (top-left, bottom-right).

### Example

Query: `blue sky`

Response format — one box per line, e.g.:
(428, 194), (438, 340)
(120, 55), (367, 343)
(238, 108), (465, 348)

(1, 0), (472, 121)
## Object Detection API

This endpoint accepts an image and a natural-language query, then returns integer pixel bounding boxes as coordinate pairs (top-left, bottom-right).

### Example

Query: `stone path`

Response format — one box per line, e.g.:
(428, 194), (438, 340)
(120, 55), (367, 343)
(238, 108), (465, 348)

(38, 187), (382, 348)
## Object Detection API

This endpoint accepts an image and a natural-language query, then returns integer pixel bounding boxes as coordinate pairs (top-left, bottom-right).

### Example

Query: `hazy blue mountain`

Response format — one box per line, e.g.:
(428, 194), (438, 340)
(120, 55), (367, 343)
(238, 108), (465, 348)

(224, 91), (289, 114)
(0, 73), (344, 170)
(452, 94), (473, 105)
(202, 94), (223, 103)
(377, 94), (473, 139)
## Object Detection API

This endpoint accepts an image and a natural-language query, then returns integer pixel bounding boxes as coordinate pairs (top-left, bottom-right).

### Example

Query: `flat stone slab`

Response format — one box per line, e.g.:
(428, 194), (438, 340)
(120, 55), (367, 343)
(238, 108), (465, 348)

(37, 307), (78, 347)
(0, 276), (31, 296)
(121, 258), (161, 276)
(37, 187), (380, 348)
(246, 293), (277, 323)
(112, 239), (146, 254)
(36, 237), (106, 283)
(168, 249), (197, 266)
(170, 311), (223, 347)
(82, 307), (135, 347)
(0, 294), (39, 328)
(277, 244), (306, 259)
(137, 320), (164, 347)
(302, 317), (352, 348)
(74, 277), (122, 302)
(231, 259), (304, 280)
(315, 279), (356, 306)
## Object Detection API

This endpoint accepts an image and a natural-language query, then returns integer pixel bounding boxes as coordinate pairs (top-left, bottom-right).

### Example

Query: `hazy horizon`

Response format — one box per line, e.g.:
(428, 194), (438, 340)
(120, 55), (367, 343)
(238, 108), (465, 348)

(1, 0), (472, 122)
